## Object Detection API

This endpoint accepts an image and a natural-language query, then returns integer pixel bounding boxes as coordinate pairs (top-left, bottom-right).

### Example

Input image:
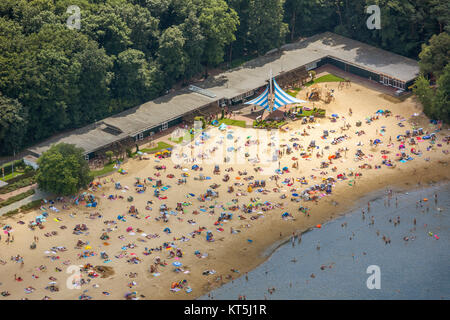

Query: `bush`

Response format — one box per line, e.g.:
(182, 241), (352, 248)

(1, 170), (35, 185)
(19, 199), (43, 212)
(0, 175), (36, 194)
(0, 160), (24, 175)
(105, 151), (114, 163)
(126, 148), (133, 158)
(3, 209), (19, 217)
(0, 189), (35, 209)
(194, 116), (206, 129)
(2, 199), (43, 218)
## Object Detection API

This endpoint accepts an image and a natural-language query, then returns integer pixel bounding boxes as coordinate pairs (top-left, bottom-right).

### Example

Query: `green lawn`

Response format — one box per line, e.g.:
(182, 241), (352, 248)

(140, 141), (173, 153)
(0, 171), (24, 182)
(287, 88), (302, 98)
(305, 74), (347, 87)
(217, 118), (247, 128)
(90, 162), (116, 178)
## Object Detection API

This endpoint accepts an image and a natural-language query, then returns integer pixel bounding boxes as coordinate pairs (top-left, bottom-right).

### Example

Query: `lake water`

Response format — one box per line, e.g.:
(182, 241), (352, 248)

(199, 182), (450, 300)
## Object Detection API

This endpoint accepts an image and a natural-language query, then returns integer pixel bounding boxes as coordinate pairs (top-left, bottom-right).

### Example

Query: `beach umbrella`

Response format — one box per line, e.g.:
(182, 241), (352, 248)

(292, 193), (299, 197)
(172, 262), (182, 267)
(331, 114), (338, 117)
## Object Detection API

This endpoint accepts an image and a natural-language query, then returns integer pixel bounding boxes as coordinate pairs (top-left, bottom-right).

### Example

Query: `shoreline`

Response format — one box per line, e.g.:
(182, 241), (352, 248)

(0, 80), (448, 300)
(199, 181), (450, 300)
(187, 165), (449, 300)
(259, 179), (449, 269)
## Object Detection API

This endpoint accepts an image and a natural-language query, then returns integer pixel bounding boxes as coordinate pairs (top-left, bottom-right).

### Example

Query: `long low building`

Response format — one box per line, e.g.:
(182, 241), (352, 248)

(27, 32), (419, 159)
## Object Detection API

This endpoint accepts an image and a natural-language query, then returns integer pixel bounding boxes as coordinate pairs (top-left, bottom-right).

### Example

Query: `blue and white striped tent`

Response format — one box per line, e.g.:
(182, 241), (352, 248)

(245, 86), (270, 110)
(245, 78), (307, 112)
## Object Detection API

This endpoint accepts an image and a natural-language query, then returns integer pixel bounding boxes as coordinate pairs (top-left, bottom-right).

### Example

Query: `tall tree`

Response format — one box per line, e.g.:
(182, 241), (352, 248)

(0, 94), (28, 155)
(248, 0), (288, 55)
(157, 26), (187, 87)
(431, 63), (450, 122)
(36, 143), (92, 196)
(82, 3), (132, 56)
(113, 48), (156, 107)
(180, 11), (205, 80)
(413, 75), (434, 114)
(199, 0), (239, 73)
(418, 32), (450, 78)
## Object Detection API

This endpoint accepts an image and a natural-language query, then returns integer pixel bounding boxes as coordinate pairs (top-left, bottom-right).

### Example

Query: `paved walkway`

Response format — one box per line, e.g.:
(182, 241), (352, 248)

(0, 188), (51, 217)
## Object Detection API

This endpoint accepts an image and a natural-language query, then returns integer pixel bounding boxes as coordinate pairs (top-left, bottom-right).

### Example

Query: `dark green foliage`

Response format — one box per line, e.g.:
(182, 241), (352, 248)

(194, 116), (207, 129)
(413, 66), (450, 123)
(418, 32), (450, 78)
(0, 175), (36, 194)
(36, 143), (92, 196)
(0, 0), (448, 155)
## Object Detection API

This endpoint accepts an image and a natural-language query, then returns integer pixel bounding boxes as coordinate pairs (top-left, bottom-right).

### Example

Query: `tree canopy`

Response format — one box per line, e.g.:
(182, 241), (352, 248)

(36, 143), (92, 196)
(0, 0), (449, 156)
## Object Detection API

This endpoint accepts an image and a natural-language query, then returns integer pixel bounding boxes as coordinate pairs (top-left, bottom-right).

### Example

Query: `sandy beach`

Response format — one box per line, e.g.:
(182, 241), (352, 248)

(0, 79), (448, 300)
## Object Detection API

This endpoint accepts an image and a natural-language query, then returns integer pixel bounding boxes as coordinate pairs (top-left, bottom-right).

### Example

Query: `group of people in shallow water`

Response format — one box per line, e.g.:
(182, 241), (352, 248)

(226, 188), (442, 299)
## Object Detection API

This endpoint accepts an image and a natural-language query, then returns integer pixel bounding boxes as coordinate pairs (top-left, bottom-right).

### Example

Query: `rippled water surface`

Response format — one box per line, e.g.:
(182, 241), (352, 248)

(199, 183), (450, 300)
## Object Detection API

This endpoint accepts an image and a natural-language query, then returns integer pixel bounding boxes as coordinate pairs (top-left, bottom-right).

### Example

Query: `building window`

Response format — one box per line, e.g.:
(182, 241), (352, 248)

(138, 133), (144, 140)
(162, 122), (168, 131)
(84, 154), (89, 161)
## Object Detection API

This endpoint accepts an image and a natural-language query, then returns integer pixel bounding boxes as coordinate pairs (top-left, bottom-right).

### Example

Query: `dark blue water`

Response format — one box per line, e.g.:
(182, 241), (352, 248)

(199, 183), (450, 300)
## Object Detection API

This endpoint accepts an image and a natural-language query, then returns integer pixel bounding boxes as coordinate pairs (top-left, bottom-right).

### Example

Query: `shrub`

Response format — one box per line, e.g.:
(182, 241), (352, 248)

(0, 160), (24, 175)
(194, 116), (206, 129)
(0, 176), (36, 194)
(105, 151), (114, 163)
(1, 170), (35, 185)
(0, 189), (35, 209)
(126, 148), (133, 158)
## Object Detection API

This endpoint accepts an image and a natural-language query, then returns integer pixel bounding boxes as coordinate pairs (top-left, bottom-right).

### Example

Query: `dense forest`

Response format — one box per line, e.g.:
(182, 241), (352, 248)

(0, 0), (448, 156)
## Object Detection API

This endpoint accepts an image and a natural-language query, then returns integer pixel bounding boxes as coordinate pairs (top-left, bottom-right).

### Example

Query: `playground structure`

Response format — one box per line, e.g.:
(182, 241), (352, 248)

(306, 84), (334, 104)
(307, 85), (322, 101)
(324, 90), (334, 103)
